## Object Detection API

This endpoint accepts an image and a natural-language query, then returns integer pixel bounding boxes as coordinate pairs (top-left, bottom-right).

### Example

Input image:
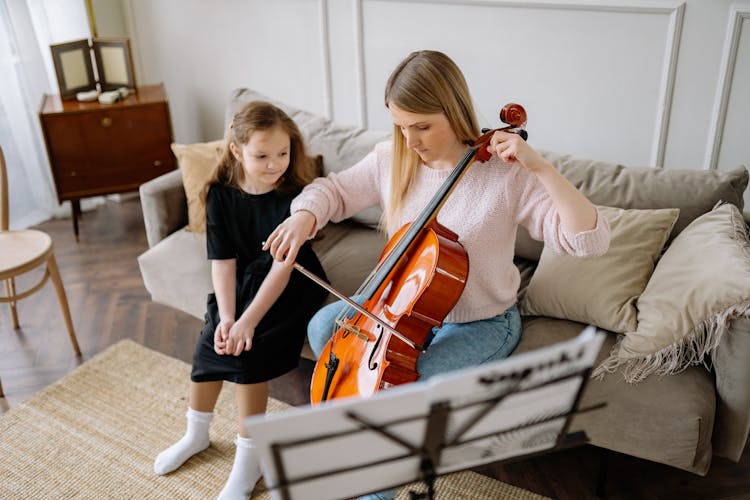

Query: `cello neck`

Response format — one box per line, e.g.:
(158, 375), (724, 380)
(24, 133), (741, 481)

(361, 145), (480, 298)
(414, 145), (480, 229)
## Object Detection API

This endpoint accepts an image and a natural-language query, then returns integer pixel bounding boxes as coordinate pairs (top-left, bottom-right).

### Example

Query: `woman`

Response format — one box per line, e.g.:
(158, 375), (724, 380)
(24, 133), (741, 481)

(264, 51), (610, 497)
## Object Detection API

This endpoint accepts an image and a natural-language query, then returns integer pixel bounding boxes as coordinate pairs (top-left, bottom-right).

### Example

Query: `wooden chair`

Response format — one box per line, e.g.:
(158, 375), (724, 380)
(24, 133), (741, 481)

(0, 146), (81, 397)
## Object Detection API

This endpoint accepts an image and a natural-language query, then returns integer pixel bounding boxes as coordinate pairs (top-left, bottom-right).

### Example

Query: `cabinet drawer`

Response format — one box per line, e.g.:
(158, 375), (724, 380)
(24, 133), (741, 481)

(56, 157), (175, 198)
(43, 104), (172, 172)
(41, 99), (175, 200)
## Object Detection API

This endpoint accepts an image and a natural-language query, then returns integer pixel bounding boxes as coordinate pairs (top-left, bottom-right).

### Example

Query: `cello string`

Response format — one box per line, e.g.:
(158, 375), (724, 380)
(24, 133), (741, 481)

(327, 145), (480, 347)
(293, 263), (421, 350)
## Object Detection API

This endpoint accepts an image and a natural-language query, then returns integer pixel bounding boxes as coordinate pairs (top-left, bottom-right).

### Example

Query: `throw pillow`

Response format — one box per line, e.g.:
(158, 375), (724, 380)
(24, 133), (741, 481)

(514, 155), (749, 261)
(520, 206), (680, 333)
(593, 203), (750, 382)
(172, 140), (224, 234)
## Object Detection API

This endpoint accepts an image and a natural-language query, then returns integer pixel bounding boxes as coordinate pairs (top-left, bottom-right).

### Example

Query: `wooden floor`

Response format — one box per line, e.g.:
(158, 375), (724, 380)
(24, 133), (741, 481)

(1, 198), (748, 500)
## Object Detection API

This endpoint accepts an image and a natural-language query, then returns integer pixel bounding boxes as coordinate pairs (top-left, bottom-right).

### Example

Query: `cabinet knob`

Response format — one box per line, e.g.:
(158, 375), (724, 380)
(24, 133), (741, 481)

(153, 160), (163, 167)
(101, 117), (112, 127)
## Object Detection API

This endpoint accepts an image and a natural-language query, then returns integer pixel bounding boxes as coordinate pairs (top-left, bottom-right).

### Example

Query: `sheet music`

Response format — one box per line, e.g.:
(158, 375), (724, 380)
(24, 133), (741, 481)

(245, 326), (605, 500)
(427, 325), (603, 472)
(247, 383), (431, 500)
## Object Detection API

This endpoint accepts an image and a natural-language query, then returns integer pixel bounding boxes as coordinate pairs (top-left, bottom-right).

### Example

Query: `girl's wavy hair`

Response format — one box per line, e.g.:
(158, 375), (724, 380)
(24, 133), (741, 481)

(201, 101), (318, 205)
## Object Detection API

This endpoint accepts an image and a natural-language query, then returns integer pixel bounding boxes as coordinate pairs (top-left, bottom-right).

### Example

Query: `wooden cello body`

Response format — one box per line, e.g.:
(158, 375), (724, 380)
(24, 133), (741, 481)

(313, 220), (468, 401)
(309, 103), (528, 404)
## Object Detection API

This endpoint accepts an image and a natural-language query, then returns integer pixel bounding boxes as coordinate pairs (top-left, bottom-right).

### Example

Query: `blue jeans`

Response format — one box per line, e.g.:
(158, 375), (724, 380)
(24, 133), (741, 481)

(307, 299), (522, 500)
(308, 298), (522, 382)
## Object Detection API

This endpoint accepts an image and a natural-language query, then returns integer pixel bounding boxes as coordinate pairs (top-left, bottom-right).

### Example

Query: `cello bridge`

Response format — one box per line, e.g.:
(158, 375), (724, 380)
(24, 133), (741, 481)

(335, 319), (372, 342)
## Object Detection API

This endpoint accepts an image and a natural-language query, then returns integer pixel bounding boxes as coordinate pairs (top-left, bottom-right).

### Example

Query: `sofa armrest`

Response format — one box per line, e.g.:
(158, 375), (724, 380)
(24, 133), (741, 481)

(139, 169), (188, 248)
(712, 316), (750, 461)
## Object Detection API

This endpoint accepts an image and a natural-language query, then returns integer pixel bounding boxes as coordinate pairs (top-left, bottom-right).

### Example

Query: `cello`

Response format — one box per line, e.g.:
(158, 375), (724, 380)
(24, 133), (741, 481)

(294, 103), (528, 404)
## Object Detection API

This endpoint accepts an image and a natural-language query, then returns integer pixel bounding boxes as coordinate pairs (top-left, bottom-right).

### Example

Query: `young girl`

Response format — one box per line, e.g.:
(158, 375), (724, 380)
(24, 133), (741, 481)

(154, 101), (328, 500)
(264, 50), (610, 499)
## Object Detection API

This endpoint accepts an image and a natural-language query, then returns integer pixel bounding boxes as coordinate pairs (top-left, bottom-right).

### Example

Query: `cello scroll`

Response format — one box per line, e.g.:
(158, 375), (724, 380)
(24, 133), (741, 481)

(475, 103), (528, 162)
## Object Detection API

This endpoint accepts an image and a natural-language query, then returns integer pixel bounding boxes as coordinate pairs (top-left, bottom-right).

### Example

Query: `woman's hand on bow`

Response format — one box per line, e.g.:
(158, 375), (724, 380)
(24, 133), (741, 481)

(263, 210), (317, 265)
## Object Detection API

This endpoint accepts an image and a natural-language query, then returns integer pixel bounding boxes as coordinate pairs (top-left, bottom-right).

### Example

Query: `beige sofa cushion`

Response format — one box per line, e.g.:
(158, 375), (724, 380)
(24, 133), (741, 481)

(516, 155), (749, 261)
(172, 140), (224, 234)
(594, 203), (750, 382)
(138, 228), (212, 318)
(516, 316), (715, 475)
(712, 316), (750, 461)
(137, 221), (387, 320)
(520, 206), (679, 333)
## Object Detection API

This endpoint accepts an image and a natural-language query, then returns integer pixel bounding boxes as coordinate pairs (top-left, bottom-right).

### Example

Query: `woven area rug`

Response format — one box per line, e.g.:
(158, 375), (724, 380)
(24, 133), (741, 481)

(0, 340), (548, 499)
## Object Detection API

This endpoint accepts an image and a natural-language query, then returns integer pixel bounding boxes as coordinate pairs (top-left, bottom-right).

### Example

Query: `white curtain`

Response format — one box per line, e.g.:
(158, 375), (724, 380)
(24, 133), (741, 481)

(0, 0), (92, 230)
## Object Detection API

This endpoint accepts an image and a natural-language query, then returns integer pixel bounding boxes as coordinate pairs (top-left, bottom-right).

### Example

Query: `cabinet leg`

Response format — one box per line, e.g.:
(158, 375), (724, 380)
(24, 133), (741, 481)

(71, 200), (81, 242)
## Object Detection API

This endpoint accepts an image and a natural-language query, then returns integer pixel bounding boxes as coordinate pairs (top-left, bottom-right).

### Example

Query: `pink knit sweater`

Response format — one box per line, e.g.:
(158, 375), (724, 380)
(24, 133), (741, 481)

(292, 141), (610, 323)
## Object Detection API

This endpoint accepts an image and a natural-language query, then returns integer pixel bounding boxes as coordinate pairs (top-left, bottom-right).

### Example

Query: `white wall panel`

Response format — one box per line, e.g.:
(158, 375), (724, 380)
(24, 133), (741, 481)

(327, 1), (360, 126)
(711, 7), (750, 208)
(358, 0), (681, 166)
(666, 2), (735, 170)
(28, 0), (91, 91)
(125, 0), (325, 143)
(112, 0), (748, 207)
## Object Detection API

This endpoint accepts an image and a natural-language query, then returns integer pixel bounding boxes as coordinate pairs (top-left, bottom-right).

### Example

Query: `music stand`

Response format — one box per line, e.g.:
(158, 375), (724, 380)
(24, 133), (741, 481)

(245, 326), (606, 500)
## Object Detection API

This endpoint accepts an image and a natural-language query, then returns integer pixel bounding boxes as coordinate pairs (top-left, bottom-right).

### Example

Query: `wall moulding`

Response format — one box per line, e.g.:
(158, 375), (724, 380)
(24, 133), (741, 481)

(319, 0), (334, 120)
(351, 0), (685, 167)
(705, 5), (750, 171)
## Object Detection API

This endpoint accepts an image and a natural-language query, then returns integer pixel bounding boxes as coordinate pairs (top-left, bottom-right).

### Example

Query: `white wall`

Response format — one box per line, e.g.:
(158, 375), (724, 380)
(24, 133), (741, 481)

(103, 0), (747, 203)
(27, 0), (91, 100)
(0, 0), (92, 228)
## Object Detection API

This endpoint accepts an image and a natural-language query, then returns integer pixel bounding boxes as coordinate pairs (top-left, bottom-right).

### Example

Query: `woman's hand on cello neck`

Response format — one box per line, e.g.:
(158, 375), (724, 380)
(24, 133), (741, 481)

(487, 130), (552, 175)
(263, 210), (317, 264)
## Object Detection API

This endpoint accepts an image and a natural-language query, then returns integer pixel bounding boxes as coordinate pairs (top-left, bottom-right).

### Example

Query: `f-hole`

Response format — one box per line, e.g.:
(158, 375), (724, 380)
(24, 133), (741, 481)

(368, 325), (384, 371)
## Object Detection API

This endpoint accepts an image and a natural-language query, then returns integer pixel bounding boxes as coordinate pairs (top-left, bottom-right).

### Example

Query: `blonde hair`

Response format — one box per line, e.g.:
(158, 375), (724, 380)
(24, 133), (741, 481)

(202, 101), (318, 205)
(382, 50), (480, 234)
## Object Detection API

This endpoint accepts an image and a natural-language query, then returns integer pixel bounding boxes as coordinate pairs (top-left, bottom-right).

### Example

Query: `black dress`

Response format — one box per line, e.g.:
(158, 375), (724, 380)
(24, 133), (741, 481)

(190, 183), (328, 384)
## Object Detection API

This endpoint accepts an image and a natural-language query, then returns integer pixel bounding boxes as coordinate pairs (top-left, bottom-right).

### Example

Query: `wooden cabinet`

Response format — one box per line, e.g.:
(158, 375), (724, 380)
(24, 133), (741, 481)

(39, 84), (175, 240)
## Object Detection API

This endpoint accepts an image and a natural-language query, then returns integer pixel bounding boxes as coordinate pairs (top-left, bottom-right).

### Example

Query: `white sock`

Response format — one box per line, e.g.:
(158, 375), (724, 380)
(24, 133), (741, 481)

(217, 435), (262, 500)
(154, 408), (213, 475)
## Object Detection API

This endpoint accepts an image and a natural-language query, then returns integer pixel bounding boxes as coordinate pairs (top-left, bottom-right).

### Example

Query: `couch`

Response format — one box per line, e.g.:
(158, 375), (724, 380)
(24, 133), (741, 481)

(137, 88), (750, 476)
